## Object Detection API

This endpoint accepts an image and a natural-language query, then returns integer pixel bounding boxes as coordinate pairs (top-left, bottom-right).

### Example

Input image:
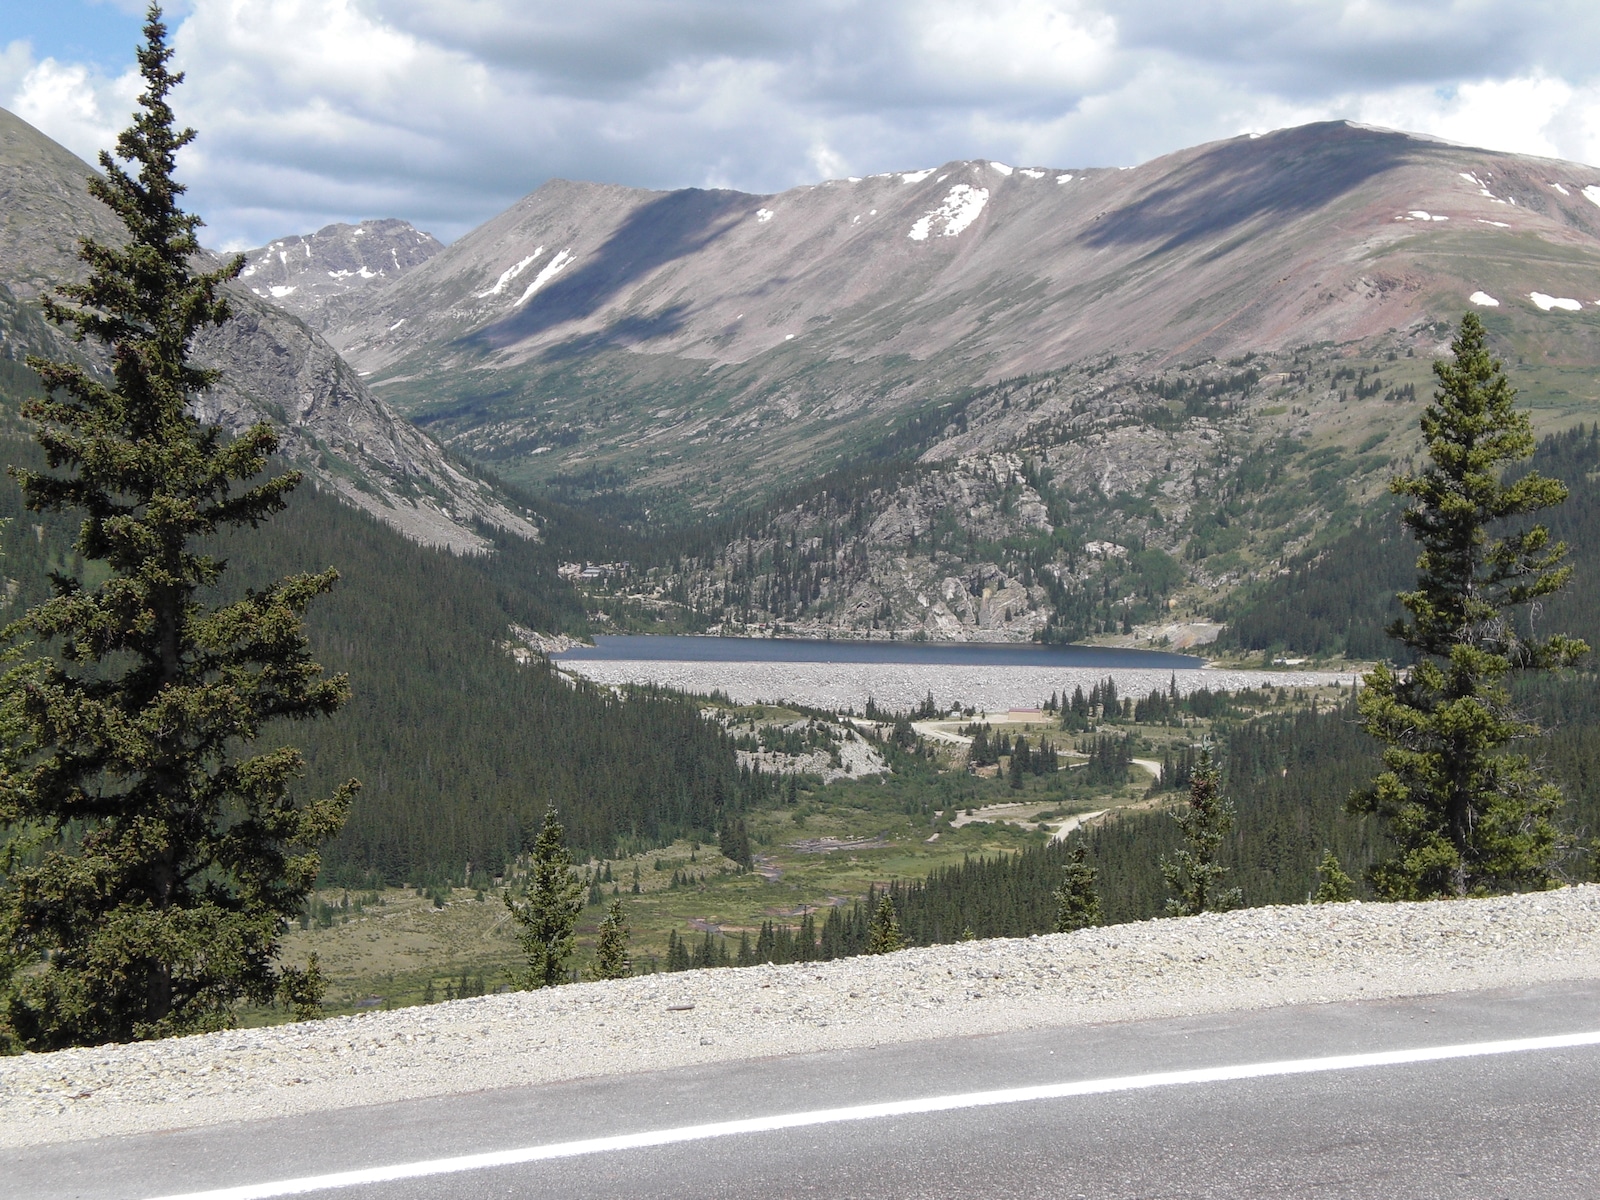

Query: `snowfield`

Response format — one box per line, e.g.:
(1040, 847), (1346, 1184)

(1531, 292), (1584, 312)
(909, 185), (990, 241)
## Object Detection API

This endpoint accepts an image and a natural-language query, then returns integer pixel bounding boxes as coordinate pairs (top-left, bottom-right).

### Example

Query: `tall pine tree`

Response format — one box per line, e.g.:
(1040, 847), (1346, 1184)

(866, 894), (904, 954)
(0, 6), (355, 1051)
(505, 805), (584, 988)
(1053, 845), (1103, 931)
(1351, 313), (1588, 899)
(1160, 751), (1241, 916)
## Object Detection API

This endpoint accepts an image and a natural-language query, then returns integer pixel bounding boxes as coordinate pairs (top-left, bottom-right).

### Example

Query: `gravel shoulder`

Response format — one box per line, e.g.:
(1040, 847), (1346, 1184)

(6, 887), (1600, 1150)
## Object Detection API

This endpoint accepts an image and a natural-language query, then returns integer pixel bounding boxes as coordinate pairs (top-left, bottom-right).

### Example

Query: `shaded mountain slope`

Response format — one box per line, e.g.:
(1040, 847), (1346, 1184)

(0, 107), (531, 553)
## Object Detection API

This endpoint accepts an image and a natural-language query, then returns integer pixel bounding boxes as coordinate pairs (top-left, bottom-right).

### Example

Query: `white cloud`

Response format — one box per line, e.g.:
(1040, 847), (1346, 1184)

(6, 1), (1600, 249)
(913, 0), (1119, 95)
(0, 41), (34, 100)
(10, 55), (139, 165)
(1349, 75), (1600, 163)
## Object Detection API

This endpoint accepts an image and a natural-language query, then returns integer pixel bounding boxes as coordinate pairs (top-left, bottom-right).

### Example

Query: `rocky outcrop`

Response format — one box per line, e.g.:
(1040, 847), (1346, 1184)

(0, 105), (533, 555)
(192, 291), (537, 553)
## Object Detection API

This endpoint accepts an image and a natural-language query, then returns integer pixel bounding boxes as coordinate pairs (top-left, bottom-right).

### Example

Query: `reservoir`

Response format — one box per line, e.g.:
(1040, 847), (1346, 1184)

(554, 635), (1203, 670)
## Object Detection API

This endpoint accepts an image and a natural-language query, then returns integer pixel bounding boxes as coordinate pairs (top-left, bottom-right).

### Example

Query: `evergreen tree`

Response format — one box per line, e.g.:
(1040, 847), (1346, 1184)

(1312, 850), (1355, 904)
(1008, 737), (1027, 790)
(587, 899), (630, 980)
(664, 929), (690, 972)
(969, 724), (991, 766)
(866, 894), (904, 954)
(278, 952), (325, 1022)
(0, 7), (355, 1050)
(1053, 845), (1103, 931)
(504, 806), (583, 988)
(718, 817), (752, 869)
(1160, 751), (1241, 916)
(1351, 313), (1588, 899)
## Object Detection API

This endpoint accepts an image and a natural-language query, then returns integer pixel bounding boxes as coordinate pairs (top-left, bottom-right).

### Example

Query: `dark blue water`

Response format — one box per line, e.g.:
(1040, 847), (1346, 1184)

(554, 635), (1203, 669)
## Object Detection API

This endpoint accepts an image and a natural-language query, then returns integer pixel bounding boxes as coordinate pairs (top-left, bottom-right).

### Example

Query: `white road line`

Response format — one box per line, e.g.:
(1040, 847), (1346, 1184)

(144, 1029), (1600, 1200)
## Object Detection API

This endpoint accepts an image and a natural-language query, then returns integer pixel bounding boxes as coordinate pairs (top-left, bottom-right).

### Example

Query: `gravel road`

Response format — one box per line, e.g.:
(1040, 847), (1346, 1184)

(6, 886), (1600, 1150)
(559, 660), (1356, 713)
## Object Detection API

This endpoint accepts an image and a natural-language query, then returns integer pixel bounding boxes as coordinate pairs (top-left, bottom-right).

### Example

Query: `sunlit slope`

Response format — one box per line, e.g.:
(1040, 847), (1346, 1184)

(322, 122), (1600, 509)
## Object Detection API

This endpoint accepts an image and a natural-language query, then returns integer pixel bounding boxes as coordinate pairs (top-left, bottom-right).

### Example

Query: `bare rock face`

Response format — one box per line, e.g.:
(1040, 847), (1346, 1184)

(0, 106), (530, 554)
(192, 292), (537, 552)
(237, 219), (442, 322)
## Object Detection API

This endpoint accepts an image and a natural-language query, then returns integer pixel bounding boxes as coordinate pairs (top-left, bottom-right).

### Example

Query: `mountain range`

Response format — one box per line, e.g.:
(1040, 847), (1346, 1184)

(4, 108), (1600, 646)
(301, 121), (1600, 519)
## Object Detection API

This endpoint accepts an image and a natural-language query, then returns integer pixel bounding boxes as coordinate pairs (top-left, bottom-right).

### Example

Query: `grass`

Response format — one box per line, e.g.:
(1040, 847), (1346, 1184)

(254, 694), (1349, 1026)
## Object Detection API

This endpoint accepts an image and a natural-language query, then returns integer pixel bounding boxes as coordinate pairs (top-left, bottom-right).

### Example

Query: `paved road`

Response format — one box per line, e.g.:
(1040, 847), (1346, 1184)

(12, 980), (1600, 1200)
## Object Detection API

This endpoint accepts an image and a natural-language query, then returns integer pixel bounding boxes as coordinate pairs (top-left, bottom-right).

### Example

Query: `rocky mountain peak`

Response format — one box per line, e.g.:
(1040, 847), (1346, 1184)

(238, 218), (442, 319)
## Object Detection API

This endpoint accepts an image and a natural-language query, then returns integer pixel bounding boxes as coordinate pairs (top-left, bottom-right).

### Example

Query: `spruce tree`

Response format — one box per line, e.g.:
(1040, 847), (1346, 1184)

(587, 899), (630, 980)
(1311, 850), (1355, 904)
(969, 725), (991, 767)
(1350, 313), (1588, 899)
(866, 893), (904, 954)
(1053, 845), (1103, 931)
(281, 953), (326, 1021)
(1160, 750), (1241, 916)
(505, 805), (584, 988)
(665, 929), (691, 972)
(0, 6), (355, 1050)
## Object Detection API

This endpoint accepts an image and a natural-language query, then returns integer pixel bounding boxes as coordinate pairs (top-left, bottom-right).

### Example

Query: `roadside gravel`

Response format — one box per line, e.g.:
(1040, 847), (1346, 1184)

(559, 659), (1355, 712)
(6, 887), (1600, 1149)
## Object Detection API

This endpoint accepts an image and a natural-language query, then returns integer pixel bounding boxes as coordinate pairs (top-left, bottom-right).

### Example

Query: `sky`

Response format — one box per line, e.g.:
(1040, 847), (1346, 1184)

(4, 0), (1600, 250)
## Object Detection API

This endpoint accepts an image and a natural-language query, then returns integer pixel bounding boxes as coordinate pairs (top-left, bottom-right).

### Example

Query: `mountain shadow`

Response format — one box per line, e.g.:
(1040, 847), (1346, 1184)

(539, 303), (692, 361)
(470, 187), (751, 351)
(1081, 122), (1421, 257)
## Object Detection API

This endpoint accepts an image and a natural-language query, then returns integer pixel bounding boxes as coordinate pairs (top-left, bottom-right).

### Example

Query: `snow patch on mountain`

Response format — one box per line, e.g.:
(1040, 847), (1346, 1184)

(908, 185), (990, 241)
(517, 249), (574, 306)
(1469, 291), (1500, 306)
(479, 250), (543, 298)
(1531, 292), (1583, 312)
(1585, 185), (1600, 210)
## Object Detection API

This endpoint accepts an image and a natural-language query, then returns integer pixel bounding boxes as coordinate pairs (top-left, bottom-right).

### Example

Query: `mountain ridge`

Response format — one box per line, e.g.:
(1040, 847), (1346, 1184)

(238, 218), (443, 321)
(309, 121), (1600, 518)
(0, 107), (533, 554)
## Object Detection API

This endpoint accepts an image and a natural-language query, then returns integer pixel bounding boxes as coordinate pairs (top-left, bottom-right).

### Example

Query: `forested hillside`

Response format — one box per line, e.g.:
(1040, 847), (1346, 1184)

(1222, 425), (1600, 659)
(0, 366), (754, 887)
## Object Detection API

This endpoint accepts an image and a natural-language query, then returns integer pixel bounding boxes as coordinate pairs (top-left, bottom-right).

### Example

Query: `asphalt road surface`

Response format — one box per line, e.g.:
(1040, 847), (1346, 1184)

(12, 979), (1600, 1200)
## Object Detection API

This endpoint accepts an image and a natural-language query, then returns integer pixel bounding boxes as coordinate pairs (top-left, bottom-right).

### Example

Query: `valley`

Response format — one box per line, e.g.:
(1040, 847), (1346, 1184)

(6, 88), (1600, 1047)
(270, 683), (1353, 1017)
